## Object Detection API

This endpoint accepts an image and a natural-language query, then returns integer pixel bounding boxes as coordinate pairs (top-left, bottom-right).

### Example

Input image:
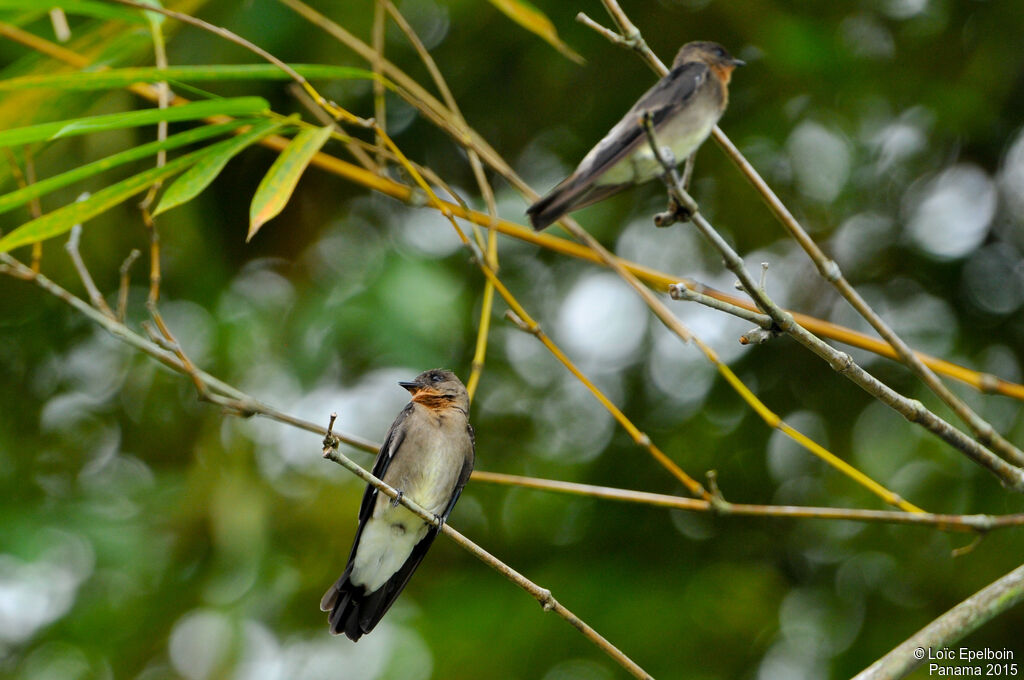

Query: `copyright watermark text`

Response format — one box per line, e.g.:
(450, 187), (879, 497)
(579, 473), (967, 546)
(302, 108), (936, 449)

(914, 647), (1017, 676)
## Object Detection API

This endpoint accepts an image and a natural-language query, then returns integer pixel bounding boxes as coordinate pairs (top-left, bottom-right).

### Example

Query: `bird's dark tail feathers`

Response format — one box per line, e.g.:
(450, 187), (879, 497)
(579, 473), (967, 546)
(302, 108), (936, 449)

(321, 569), (385, 642)
(526, 179), (628, 231)
(321, 567), (409, 641)
(526, 183), (575, 231)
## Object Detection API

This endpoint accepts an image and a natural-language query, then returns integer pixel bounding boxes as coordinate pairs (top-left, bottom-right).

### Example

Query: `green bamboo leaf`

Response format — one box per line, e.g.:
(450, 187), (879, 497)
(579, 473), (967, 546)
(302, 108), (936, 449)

(247, 125), (333, 242)
(0, 7), (177, 190)
(0, 135), (243, 254)
(488, 0), (584, 64)
(154, 118), (287, 216)
(0, 65), (386, 91)
(0, 0), (147, 23)
(0, 97), (269, 148)
(0, 120), (249, 216)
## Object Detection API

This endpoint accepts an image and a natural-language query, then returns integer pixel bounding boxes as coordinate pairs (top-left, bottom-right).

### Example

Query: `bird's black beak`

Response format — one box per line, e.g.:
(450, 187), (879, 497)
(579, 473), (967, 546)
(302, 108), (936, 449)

(732, 57), (746, 67)
(399, 380), (420, 394)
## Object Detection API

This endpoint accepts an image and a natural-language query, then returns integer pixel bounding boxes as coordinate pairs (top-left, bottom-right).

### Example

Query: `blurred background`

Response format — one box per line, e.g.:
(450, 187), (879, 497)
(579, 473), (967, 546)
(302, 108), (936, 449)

(1, 0), (1024, 678)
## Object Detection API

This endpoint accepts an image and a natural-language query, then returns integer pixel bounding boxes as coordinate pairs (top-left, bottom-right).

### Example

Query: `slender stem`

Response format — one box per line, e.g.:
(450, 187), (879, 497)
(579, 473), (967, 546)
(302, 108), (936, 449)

(470, 472), (1024, 531)
(321, 427), (653, 680)
(371, 0), (387, 167)
(853, 562), (1024, 680)
(640, 117), (1024, 493)
(669, 281), (773, 329)
(116, 249), (140, 322)
(65, 224), (116, 319)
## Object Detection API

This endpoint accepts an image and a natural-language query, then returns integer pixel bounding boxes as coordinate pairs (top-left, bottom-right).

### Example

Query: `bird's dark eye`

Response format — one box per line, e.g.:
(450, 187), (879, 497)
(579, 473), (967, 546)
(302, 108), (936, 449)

(431, 373), (443, 383)
(715, 47), (727, 58)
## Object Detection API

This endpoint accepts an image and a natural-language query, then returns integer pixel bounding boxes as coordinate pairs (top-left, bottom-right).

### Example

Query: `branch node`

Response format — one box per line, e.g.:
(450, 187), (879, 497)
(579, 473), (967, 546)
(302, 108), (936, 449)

(819, 258), (842, 283)
(705, 470), (732, 514)
(668, 283), (690, 301)
(536, 587), (556, 611)
(322, 412), (340, 457)
(575, 12), (628, 48)
(904, 399), (926, 423)
(830, 351), (855, 375)
(654, 196), (693, 227)
(740, 327), (781, 345)
(977, 372), (1001, 395)
(505, 310), (538, 336)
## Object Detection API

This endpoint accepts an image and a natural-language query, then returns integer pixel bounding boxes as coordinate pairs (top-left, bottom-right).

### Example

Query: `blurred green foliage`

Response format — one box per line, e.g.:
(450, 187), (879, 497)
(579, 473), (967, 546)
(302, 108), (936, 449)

(1, 1), (1023, 679)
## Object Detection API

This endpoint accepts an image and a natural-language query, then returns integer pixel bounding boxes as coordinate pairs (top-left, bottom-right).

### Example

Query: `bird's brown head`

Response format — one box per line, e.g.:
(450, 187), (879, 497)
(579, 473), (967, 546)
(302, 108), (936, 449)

(673, 41), (744, 84)
(399, 369), (469, 413)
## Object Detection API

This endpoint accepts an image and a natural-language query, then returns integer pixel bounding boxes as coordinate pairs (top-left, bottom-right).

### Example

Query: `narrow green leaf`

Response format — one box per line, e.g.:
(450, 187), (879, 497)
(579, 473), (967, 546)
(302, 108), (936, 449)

(0, 120), (248, 216)
(0, 65), (386, 91)
(0, 135), (245, 254)
(0, 97), (269, 148)
(0, 0), (148, 23)
(154, 118), (286, 216)
(247, 125), (333, 242)
(488, 0), (584, 64)
(0, 6), (172, 189)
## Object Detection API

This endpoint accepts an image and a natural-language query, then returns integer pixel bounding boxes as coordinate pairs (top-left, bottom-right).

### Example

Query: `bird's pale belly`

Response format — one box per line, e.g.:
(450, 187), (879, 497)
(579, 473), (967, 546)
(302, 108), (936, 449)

(349, 426), (465, 592)
(597, 106), (718, 186)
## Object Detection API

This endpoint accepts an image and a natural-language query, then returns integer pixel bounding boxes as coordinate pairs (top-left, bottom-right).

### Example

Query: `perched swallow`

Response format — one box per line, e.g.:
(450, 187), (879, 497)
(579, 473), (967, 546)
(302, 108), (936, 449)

(321, 369), (475, 641)
(526, 41), (744, 231)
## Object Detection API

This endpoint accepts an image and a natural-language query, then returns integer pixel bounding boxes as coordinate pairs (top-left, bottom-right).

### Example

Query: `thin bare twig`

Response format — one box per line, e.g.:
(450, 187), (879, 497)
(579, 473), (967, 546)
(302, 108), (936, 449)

(639, 114), (1024, 493)
(65, 222), (116, 319)
(371, 0), (387, 168)
(853, 562), (1024, 680)
(321, 421), (654, 680)
(470, 472), (1024, 532)
(23, 148), (43, 271)
(116, 249), (140, 322)
(3, 146), (44, 270)
(138, 9), (169, 212)
(669, 281), (774, 329)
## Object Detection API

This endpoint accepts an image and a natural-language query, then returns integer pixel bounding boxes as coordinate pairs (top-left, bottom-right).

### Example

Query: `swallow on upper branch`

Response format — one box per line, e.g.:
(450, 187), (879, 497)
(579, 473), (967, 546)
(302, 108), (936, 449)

(526, 41), (744, 231)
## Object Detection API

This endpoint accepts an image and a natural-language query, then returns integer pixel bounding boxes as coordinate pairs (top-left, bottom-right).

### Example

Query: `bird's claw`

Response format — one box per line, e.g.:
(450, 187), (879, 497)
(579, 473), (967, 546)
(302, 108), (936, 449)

(433, 513), (446, 529)
(390, 490), (404, 508)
